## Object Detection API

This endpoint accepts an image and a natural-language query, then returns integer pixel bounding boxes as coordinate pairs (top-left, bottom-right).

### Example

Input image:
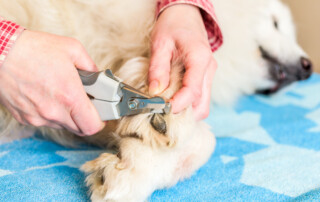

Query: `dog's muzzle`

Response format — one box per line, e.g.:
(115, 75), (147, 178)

(257, 46), (313, 94)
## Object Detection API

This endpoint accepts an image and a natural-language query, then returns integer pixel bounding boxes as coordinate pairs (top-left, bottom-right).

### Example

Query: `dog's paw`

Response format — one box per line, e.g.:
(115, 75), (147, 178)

(81, 153), (142, 202)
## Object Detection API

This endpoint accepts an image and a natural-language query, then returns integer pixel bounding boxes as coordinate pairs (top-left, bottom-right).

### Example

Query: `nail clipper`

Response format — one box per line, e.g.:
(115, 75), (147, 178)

(78, 69), (171, 121)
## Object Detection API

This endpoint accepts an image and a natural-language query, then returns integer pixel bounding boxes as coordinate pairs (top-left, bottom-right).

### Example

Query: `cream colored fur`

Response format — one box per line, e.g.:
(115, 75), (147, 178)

(0, 0), (304, 201)
(0, 0), (215, 201)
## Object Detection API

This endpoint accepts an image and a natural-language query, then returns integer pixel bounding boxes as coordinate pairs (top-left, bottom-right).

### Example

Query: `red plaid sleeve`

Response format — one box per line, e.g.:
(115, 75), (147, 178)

(156, 0), (223, 52)
(0, 17), (24, 67)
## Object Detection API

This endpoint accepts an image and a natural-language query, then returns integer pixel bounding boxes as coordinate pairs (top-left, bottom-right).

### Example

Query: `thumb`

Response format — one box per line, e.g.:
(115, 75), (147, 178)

(73, 44), (99, 72)
(148, 39), (174, 96)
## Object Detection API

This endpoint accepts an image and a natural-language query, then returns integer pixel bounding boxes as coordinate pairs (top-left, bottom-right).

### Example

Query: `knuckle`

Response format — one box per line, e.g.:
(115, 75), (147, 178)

(149, 65), (170, 78)
(61, 94), (76, 108)
(55, 85), (78, 108)
(38, 105), (59, 121)
(151, 36), (173, 52)
(14, 97), (28, 109)
(190, 87), (202, 98)
(25, 116), (45, 127)
(66, 38), (84, 56)
(148, 64), (159, 73)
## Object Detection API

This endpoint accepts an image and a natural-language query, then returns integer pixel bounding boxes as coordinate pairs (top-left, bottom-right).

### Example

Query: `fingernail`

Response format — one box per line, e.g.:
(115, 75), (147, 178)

(149, 80), (160, 96)
(101, 122), (106, 130)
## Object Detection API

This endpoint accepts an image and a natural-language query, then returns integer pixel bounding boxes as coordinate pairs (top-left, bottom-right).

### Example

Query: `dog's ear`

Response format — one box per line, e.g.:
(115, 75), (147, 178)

(115, 57), (149, 93)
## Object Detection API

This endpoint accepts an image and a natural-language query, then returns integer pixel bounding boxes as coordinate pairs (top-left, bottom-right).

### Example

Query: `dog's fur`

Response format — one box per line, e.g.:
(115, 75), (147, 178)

(0, 0), (312, 201)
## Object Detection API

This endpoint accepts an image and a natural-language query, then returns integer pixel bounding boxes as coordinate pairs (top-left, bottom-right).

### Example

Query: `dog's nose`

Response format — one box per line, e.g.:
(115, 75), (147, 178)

(300, 57), (312, 71)
(298, 57), (313, 80)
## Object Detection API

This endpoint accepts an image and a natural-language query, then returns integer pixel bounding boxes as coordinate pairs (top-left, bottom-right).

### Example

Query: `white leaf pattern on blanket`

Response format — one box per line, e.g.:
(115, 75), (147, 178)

(306, 108), (320, 132)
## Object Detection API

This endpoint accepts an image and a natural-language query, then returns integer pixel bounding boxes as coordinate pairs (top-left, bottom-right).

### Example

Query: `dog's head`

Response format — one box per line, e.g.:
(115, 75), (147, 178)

(254, 0), (312, 94)
(211, 0), (313, 104)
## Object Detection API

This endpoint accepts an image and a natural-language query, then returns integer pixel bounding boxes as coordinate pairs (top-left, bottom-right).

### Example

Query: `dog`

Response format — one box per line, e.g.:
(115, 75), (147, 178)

(0, 0), (312, 201)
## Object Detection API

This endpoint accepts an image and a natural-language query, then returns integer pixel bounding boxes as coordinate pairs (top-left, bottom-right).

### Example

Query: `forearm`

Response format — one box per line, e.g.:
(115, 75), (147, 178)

(156, 0), (223, 52)
(0, 17), (24, 66)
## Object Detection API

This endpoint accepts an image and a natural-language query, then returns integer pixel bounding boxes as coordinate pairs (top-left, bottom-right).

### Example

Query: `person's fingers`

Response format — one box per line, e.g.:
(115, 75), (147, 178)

(37, 104), (82, 133)
(69, 91), (104, 136)
(170, 45), (212, 113)
(18, 108), (63, 129)
(21, 113), (64, 130)
(54, 113), (85, 135)
(149, 37), (175, 96)
(192, 58), (217, 120)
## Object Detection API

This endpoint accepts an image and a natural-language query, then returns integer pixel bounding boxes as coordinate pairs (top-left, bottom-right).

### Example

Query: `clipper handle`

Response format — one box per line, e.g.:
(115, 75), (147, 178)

(78, 69), (121, 120)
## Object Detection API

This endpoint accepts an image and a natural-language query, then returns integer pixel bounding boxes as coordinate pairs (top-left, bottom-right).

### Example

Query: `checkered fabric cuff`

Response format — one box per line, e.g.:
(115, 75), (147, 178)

(156, 0), (223, 52)
(0, 17), (25, 67)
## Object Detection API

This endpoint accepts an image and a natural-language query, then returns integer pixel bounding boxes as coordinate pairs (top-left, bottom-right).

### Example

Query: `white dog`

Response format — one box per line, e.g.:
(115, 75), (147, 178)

(0, 0), (312, 201)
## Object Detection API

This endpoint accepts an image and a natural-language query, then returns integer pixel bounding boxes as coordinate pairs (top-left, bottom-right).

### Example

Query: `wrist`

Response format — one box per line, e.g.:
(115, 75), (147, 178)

(159, 4), (202, 21)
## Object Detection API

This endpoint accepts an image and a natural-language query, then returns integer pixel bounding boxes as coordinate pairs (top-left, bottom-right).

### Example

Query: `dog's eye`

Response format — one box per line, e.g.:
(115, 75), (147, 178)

(274, 20), (278, 29)
(273, 16), (279, 30)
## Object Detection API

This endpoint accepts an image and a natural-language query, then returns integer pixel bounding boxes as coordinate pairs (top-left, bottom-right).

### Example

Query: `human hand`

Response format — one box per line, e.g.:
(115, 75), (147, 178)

(148, 5), (217, 120)
(0, 30), (104, 136)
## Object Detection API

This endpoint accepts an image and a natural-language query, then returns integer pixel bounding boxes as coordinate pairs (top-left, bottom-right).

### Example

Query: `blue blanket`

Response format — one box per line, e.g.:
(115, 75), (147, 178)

(1, 74), (320, 201)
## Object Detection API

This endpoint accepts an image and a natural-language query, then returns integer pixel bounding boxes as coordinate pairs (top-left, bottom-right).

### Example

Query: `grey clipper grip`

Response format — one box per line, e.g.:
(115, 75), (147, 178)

(78, 69), (122, 120)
